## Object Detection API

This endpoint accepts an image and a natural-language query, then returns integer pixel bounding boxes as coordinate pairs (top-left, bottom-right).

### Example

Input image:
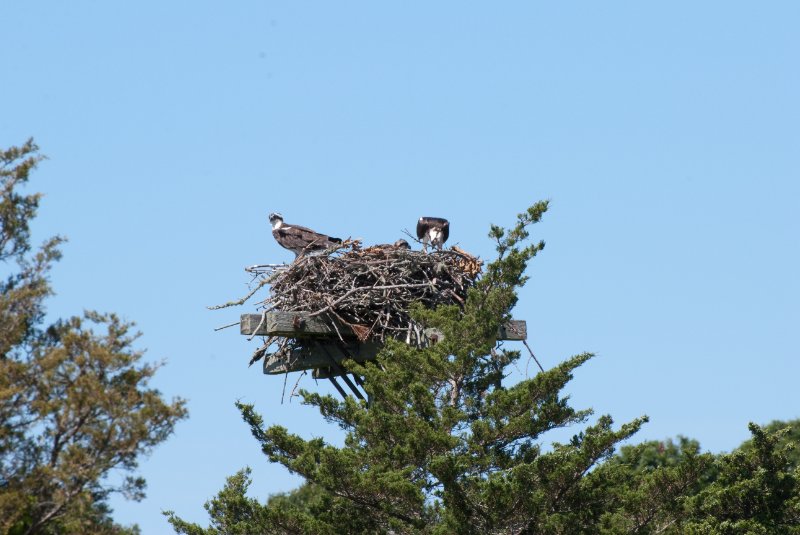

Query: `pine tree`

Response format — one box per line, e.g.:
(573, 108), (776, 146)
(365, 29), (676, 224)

(683, 423), (800, 534)
(0, 140), (188, 534)
(737, 419), (800, 470)
(168, 202), (800, 534)
(592, 437), (716, 533)
(168, 202), (654, 534)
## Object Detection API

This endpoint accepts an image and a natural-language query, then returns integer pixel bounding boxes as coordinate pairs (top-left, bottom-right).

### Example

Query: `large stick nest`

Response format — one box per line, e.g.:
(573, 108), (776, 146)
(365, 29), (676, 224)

(272, 241), (481, 340)
(228, 241), (483, 365)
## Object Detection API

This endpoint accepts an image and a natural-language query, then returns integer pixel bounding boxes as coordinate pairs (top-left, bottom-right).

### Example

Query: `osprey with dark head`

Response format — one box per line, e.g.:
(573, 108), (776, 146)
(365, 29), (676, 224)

(371, 239), (411, 251)
(416, 217), (449, 251)
(269, 212), (342, 257)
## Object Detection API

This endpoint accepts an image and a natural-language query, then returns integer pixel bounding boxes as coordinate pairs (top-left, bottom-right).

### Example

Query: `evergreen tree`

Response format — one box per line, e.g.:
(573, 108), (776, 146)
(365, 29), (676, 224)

(0, 140), (188, 534)
(168, 202), (657, 534)
(590, 424), (800, 534)
(683, 423), (800, 534)
(592, 437), (716, 533)
(168, 201), (800, 533)
(737, 419), (800, 470)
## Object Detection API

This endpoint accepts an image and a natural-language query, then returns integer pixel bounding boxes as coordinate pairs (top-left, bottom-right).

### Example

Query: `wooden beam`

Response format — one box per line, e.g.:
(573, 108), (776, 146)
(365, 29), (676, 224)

(498, 320), (527, 341)
(253, 313), (528, 376)
(327, 376), (348, 399)
(263, 341), (382, 375)
(313, 367), (339, 380)
(241, 312), (352, 338)
(316, 342), (365, 400)
(242, 313), (527, 341)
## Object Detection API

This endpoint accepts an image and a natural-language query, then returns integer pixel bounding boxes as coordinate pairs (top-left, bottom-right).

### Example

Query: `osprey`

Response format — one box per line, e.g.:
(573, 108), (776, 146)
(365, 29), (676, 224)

(269, 212), (342, 257)
(416, 217), (449, 251)
(371, 239), (411, 251)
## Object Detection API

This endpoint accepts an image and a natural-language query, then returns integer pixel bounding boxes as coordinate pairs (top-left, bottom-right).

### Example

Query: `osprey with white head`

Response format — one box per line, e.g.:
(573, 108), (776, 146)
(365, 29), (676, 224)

(416, 217), (450, 251)
(269, 212), (342, 257)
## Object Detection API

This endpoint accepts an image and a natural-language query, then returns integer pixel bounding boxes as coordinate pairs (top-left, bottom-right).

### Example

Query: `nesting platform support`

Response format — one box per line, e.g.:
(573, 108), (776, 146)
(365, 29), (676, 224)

(240, 312), (527, 377)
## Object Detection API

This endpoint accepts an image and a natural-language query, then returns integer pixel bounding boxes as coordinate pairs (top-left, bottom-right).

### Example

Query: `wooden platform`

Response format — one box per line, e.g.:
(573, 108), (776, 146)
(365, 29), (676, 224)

(241, 312), (527, 376)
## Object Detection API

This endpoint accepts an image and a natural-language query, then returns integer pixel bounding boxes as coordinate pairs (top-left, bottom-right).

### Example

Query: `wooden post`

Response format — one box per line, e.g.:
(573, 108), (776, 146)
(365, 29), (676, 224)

(316, 342), (365, 400)
(327, 376), (348, 399)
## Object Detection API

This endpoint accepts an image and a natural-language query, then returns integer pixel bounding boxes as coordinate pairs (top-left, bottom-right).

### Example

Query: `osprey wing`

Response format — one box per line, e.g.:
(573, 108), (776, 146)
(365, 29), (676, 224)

(276, 223), (342, 254)
(416, 218), (427, 240)
(439, 219), (450, 244)
(273, 227), (309, 254)
(290, 224), (342, 243)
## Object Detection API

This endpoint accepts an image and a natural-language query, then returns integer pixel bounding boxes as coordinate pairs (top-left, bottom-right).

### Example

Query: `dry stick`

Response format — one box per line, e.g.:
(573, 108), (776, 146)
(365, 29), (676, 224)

(245, 263), (289, 273)
(447, 289), (465, 306)
(281, 370), (289, 404)
(500, 345), (526, 378)
(246, 311), (269, 341)
(327, 309), (352, 342)
(290, 370), (307, 401)
(214, 321), (240, 332)
(208, 278), (270, 310)
(401, 228), (426, 246)
(522, 339), (544, 374)
(308, 282), (433, 318)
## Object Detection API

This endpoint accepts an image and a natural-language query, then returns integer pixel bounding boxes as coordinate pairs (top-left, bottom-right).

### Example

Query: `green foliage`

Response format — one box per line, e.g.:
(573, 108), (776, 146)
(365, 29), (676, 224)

(0, 139), (63, 362)
(170, 200), (799, 534)
(737, 419), (800, 470)
(0, 141), (188, 534)
(593, 437), (717, 533)
(170, 201), (661, 534)
(683, 423), (800, 534)
(165, 470), (374, 535)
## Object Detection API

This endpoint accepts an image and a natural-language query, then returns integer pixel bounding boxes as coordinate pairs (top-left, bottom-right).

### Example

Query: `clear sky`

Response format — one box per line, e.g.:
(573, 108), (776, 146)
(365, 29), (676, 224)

(2, 2), (799, 533)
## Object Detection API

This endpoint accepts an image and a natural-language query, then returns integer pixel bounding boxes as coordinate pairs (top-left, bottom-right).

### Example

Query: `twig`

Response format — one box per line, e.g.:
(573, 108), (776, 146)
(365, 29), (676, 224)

(245, 263), (289, 271)
(401, 228), (426, 246)
(246, 311), (268, 341)
(214, 321), (240, 332)
(522, 339), (544, 374)
(245, 263), (290, 276)
(290, 370), (307, 401)
(308, 283), (432, 318)
(208, 278), (269, 310)
(281, 370), (289, 404)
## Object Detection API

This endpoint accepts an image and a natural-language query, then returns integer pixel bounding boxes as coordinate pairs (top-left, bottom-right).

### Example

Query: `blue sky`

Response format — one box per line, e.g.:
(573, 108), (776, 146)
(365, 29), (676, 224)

(2, 2), (799, 532)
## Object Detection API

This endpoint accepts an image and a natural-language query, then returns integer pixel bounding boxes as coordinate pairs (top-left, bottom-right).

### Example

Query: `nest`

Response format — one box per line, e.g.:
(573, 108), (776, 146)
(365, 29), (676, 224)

(234, 241), (483, 365)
